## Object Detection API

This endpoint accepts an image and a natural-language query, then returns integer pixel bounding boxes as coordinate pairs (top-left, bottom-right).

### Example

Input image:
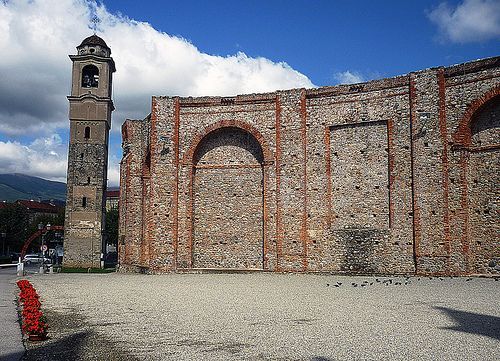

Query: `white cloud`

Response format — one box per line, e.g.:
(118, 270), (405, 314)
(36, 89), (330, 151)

(333, 71), (365, 85)
(0, 0), (314, 186)
(0, 0), (313, 136)
(0, 134), (67, 182)
(428, 0), (500, 43)
(107, 153), (121, 188)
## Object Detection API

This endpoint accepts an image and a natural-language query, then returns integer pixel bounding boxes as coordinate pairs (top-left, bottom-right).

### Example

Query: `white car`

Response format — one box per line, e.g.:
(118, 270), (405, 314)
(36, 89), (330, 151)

(22, 254), (51, 265)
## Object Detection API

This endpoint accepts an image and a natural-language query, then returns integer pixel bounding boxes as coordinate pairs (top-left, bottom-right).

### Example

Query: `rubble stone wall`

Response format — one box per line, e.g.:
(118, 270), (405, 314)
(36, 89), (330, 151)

(119, 57), (499, 275)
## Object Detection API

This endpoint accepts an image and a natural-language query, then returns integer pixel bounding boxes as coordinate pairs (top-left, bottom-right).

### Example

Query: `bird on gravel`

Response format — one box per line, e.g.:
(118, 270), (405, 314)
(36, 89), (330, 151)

(326, 283), (330, 287)
(375, 278), (380, 283)
(466, 278), (472, 281)
(334, 284), (340, 288)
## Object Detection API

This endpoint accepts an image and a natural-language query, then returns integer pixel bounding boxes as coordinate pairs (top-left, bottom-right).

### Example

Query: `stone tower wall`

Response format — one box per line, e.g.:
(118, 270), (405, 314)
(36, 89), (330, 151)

(64, 39), (115, 268)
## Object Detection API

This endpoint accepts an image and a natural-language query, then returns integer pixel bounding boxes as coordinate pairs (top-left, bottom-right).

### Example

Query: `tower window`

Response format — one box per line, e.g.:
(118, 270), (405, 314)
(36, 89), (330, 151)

(84, 126), (91, 139)
(82, 197), (87, 208)
(82, 65), (99, 88)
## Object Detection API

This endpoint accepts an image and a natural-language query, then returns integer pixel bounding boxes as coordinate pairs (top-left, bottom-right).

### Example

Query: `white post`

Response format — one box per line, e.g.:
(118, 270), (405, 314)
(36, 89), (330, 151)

(17, 260), (24, 277)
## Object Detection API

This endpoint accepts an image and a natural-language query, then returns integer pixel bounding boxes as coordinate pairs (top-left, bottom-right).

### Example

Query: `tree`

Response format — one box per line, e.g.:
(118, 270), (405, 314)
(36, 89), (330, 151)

(0, 203), (28, 255)
(104, 208), (118, 249)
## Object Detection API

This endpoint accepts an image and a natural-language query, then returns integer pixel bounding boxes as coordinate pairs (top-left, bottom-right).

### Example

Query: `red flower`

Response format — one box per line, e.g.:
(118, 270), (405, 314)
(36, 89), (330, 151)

(17, 279), (48, 337)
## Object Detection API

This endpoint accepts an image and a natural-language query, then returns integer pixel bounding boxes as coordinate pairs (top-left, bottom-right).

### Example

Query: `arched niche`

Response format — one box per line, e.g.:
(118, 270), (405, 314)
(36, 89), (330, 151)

(465, 94), (499, 274)
(470, 94), (500, 148)
(191, 126), (265, 270)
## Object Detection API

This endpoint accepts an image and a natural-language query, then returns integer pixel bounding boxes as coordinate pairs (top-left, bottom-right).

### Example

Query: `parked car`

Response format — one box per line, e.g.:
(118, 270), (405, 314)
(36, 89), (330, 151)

(23, 254), (51, 265)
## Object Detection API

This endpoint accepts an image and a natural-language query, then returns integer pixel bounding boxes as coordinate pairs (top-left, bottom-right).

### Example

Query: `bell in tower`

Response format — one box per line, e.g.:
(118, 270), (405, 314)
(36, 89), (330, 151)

(63, 35), (115, 269)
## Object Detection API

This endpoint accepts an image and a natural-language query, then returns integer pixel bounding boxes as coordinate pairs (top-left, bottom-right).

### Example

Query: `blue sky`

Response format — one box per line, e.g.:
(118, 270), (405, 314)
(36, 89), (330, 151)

(0, 0), (498, 186)
(103, 0), (499, 85)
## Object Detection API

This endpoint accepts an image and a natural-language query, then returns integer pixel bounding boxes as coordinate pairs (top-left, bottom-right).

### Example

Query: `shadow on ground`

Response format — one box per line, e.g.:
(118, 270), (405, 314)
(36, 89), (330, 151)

(435, 306), (500, 341)
(23, 331), (89, 361)
(2, 350), (24, 361)
(22, 309), (138, 361)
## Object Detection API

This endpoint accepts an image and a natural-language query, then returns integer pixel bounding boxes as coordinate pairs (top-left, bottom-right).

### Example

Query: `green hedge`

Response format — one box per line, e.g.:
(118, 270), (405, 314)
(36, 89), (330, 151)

(60, 267), (116, 273)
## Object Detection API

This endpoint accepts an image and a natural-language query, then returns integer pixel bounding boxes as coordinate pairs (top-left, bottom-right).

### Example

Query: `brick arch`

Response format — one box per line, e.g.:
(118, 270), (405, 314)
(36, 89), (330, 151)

(183, 120), (274, 165)
(453, 85), (500, 146)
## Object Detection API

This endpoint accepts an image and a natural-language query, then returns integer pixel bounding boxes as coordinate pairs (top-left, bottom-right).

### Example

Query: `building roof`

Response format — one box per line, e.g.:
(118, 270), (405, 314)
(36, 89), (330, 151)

(79, 35), (109, 49)
(16, 200), (60, 213)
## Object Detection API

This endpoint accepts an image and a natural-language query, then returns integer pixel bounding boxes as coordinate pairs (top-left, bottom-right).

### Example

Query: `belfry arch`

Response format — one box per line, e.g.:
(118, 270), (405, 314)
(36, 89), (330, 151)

(189, 124), (269, 269)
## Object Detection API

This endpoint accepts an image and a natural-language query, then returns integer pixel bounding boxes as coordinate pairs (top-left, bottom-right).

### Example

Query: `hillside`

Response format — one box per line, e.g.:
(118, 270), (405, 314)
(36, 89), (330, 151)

(0, 174), (66, 202)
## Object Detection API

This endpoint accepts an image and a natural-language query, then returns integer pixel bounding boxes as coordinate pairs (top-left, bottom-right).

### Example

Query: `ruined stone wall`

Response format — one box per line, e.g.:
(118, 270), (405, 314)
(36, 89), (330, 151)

(119, 57), (499, 275)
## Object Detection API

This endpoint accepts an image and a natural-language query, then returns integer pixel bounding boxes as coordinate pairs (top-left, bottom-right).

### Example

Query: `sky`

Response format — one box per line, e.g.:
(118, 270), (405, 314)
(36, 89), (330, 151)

(0, 0), (498, 187)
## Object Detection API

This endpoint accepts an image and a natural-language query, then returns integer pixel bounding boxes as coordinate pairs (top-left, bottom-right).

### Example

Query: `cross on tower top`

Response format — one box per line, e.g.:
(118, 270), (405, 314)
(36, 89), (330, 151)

(91, 16), (100, 35)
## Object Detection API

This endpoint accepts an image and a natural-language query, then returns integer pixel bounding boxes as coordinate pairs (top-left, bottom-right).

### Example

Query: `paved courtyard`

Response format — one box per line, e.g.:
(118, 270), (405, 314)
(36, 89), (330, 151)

(23, 273), (499, 360)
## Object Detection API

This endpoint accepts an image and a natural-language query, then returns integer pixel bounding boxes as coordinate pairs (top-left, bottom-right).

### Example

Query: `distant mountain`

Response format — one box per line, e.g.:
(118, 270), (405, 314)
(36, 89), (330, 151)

(0, 174), (66, 202)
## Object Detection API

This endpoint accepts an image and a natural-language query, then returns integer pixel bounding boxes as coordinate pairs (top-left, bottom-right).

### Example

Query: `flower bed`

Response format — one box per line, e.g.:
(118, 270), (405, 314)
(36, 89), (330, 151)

(17, 280), (48, 341)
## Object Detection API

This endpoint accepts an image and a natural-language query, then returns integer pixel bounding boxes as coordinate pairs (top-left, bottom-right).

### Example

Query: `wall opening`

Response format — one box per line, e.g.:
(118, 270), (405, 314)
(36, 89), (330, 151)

(82, 65), (99, 88)
(84, 126), (91, 139)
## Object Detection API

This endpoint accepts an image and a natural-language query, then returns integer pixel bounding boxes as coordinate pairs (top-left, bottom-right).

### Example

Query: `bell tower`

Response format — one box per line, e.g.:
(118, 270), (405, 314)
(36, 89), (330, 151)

(63, 35), (115, 268)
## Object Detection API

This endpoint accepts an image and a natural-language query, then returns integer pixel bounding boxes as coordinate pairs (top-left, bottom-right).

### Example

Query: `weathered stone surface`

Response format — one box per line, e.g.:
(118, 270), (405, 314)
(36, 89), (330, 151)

(119, 56), (500, 276)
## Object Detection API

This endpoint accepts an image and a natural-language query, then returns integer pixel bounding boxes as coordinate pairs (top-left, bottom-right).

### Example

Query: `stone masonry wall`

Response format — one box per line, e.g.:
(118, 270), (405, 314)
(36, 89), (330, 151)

(119, 56), (499, 275)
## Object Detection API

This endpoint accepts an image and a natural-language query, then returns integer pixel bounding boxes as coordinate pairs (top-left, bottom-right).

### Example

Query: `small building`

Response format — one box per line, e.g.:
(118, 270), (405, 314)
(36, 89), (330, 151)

(15, 200), (61, 223)
(105, 190), (120, 211)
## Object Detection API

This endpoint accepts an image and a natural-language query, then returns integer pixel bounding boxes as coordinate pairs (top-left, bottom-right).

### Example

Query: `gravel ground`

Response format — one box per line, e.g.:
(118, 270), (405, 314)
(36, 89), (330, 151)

(24, 273), (499, 361)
